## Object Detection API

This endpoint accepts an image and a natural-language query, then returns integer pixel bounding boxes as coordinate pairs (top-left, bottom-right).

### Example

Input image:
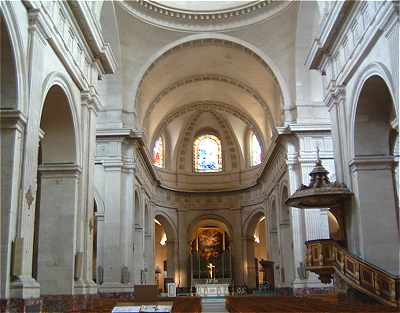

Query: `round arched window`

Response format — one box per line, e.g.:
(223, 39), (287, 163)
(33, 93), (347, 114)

(193, 134), (222, 173)
(250, 132), (262, 166)
(153, 136), (164, 168)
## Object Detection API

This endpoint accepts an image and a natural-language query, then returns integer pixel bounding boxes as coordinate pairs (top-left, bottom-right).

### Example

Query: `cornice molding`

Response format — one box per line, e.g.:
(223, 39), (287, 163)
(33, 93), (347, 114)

(349, 156), (395, 172)
(0, 109), (27, 131)
(38, 163), (82, 177)
(68, 1), (118, 74)
(96, 128), (160, 184)
(305, 1), (354, 70)
(119, 0), (292, 32)
(81, 88), (103, 112)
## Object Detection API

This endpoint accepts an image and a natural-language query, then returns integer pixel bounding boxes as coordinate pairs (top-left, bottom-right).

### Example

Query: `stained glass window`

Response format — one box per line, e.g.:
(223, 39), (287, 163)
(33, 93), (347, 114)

(153, 136), (164, 168)
(194, 134), (222, 173)
(250, 132), (262, 166)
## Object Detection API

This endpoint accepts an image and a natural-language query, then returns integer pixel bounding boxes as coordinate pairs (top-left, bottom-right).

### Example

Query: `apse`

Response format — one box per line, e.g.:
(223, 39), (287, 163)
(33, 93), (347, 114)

(135, 38), (284, 192)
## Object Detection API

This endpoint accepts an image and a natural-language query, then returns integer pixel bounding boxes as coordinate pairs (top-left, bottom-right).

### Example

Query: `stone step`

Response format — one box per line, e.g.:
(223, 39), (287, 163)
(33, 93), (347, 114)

(202, 298), (227, 313)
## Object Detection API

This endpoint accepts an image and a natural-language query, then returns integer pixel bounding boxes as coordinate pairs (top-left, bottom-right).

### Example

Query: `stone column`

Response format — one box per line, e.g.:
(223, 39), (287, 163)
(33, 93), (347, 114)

(166, 240), (177, 281)
(141, 200), (154, 284)
(144, 233), (154, 284)
(97, 141), (135, 293)
(176, 209), (188, 288)
(279, 219), (295, 288)
(36, 164), (81, 295)
(243, 236), (256, 289)
(133, 188), (145, 285)
(95, 210), (105, 285)
(9, 12), (47, 298)
(74, 93), (99, 294)
(0, 111), (27, 299)
(350, 157), (400, 275)
(286, 140), (306, 288)
(268, 224), (281, 286)
(231, 208), (244, 287)
(326, 86), (347, 183)
(133, 224), (144, 285)
(286, 136), (332, 289)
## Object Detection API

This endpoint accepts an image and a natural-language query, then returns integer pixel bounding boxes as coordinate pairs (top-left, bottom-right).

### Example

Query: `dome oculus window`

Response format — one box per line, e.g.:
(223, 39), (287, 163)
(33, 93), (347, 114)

(193, 134), (222, 173)
(153, 136), (164, 168)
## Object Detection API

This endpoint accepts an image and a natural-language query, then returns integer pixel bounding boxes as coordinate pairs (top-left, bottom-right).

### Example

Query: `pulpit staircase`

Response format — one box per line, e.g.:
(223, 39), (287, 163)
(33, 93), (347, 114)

(305, 239), (400, 308)
(284, 153), (400, 309)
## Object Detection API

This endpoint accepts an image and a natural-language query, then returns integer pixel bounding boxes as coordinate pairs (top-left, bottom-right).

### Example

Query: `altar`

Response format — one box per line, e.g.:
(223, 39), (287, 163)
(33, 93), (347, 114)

(195, 282), (230, 297)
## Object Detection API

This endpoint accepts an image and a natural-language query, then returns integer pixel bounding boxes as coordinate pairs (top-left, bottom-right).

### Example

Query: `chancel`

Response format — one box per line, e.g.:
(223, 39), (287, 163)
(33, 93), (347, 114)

(1, 1), (399, 313)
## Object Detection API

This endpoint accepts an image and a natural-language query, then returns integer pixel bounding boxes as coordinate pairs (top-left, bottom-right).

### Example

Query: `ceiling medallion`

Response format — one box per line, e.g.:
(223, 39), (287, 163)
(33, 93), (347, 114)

(120, 0), (292, 32)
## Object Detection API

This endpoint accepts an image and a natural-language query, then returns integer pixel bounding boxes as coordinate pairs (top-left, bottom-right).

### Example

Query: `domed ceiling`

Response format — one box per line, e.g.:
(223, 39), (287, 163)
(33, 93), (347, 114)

(113, 1), (292, 191)
(150, 1), (254, 12)
(137, 40), (282, 139)
(119, 0), (292, 32)
(134, 38), (284, 191)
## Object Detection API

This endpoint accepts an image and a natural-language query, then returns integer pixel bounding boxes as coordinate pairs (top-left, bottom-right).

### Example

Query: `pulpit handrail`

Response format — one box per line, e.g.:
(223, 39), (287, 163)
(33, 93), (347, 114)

(305, 239), (400, 308)
(305, 239), (400, 279)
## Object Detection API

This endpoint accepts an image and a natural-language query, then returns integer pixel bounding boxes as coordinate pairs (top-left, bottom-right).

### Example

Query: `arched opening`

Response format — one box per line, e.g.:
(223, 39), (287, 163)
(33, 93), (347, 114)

(351, 75), (399, 274)
(0, 16), (21, 299)
(144, 203), (150, 234)
(143, 203), (154, 283)
(249, 131), (262, 167)
(133, 36), (286, 191)
(134, 190), (142, 227)
(92, 201), (98, 284)
(327, 211), (341, 241)
(193, 134), (223, 173)
(245, 212), (269, 290)
(279, 186), (295, 286)
(34, 85), (78, 294)
(154, 214), (177, 293)
(152, 136), (164, 168)
(1, 17), (17, 110)
(189, 218), (232, 287)
(268, 200), (280, 285)
(133, 190), (144, 284)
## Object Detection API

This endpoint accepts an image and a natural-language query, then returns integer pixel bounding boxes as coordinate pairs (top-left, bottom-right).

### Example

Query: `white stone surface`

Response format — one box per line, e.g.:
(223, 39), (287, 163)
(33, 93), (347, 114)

(1, 0), (398, 302)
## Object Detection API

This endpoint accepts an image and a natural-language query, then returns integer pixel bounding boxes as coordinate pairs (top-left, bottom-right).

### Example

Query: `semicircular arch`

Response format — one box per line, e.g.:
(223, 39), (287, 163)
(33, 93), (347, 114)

(132, 33), (291, 127)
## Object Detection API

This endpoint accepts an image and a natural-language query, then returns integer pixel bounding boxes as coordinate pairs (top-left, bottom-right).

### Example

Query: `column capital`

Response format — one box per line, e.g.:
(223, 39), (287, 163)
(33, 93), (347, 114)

(81, 88), (103, 113)
(38, 163), (82, 177)
(28, 9), (49, 45)
(325, 84), (346, 112)
(349, 156), (394, 172)
(0, 109), (27, 131)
